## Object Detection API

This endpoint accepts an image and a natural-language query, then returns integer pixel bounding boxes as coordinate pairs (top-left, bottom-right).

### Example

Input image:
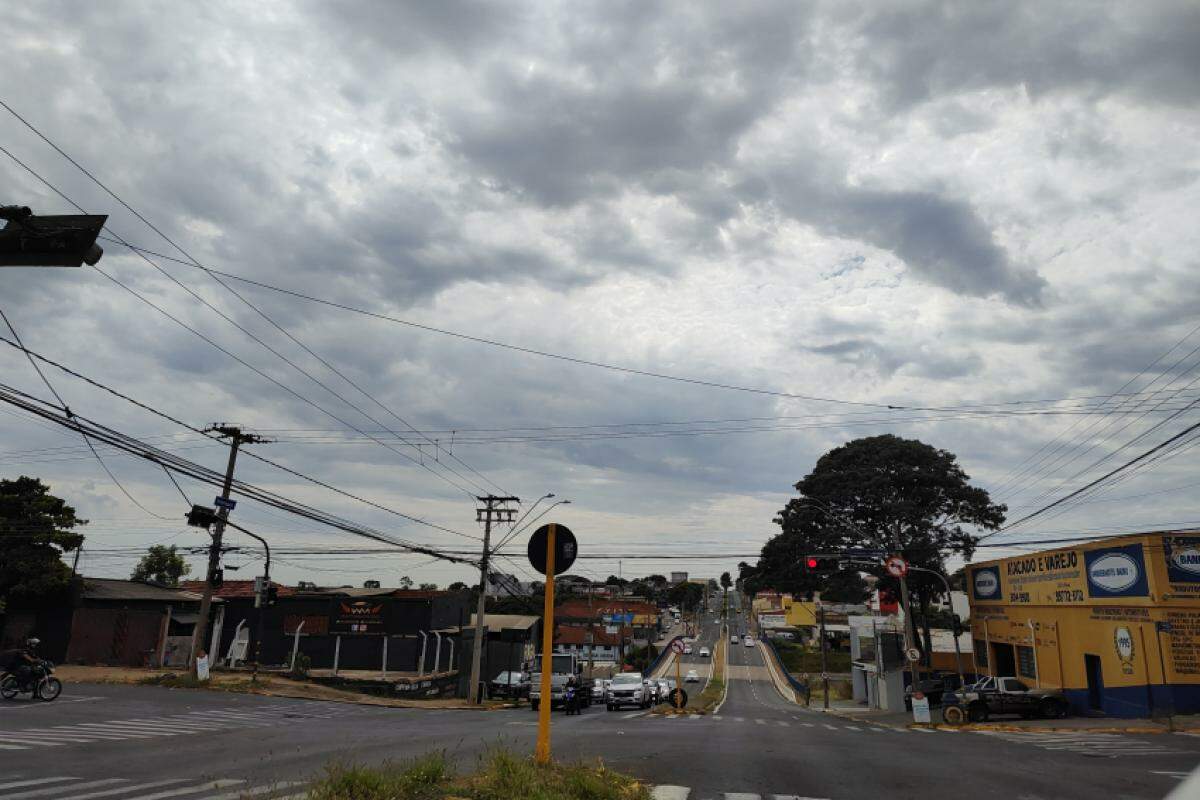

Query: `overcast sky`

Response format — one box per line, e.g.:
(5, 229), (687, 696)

(2, 1), (1198, 589)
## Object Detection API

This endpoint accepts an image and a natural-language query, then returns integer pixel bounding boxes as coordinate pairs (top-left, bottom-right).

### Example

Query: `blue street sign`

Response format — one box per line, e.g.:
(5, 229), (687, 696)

(214, 496), (237, 510)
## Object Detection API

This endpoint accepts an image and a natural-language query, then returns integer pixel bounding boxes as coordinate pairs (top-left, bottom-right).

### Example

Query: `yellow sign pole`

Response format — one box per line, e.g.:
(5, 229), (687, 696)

(674, 645), (683, 712)
(535, 523), (557, 764)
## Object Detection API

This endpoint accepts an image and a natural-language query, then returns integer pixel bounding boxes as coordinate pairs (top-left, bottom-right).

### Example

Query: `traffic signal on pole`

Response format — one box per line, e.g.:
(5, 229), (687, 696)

(212, 568), (224, 589)
(805, 555), (840, 572)
(0, 207), (107, 267)
(186, 504), (219, 528)
(266, 585), (278, 605)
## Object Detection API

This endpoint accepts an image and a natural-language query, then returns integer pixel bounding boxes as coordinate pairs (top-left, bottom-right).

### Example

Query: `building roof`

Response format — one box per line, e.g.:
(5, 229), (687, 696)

(178, 580), (295, 600)
(557, 599), (660, 618)
(555, 625), (622, 647)
(303, 586), (446, 599)
(82, 578), (209, 603)
(468, 614), (540, 633)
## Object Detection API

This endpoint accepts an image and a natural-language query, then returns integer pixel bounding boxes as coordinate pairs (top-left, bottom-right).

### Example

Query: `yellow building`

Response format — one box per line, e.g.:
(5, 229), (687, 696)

(967, 531), (1200, 718)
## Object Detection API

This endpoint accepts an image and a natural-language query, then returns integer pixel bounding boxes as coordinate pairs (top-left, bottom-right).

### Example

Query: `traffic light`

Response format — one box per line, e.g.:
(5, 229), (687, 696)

(266, 585), (278, 605)
(805, 555), (840, 572)
(212, 568), (224, 589)
(186, 504), (219, 528)
(0, 207), (107, 266)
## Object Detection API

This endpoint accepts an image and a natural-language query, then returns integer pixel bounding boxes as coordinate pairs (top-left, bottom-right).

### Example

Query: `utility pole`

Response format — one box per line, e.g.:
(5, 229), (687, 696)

(191, 425), (266, 676)
(819, 602), (829, 710)
(469, 495), (519, 703)
(892, 524), (922, 686)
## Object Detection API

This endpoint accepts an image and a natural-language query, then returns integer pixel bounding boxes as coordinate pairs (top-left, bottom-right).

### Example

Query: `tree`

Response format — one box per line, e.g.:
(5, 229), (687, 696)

(398, 575), (413, 589)
(666, 581), (704, 609)
(818, 570), (870, 604)
(720, 572), (732, 591)
(130, 545), (190, 586)
(765, 434), (1004, 661)
(418, 582), (438, 591)
(0, 476), (86, 603)
(446, 581), (469, 594)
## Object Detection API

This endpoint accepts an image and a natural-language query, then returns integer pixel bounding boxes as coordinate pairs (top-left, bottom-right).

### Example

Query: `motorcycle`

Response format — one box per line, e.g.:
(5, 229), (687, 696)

(1, 660), (63, 702)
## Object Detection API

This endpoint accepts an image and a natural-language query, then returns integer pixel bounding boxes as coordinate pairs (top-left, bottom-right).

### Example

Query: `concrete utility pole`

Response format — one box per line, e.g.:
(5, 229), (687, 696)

(469, 495), (519, 703)
(191, 425), (266, 676)
(892, 523), (922, 684)
(819, 602), (830, 710)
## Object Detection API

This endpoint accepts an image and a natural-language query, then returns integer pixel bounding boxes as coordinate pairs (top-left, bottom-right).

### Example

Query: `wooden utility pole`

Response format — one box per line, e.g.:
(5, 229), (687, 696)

(469, 495), (519, 703)
(190, 425), (266, 676)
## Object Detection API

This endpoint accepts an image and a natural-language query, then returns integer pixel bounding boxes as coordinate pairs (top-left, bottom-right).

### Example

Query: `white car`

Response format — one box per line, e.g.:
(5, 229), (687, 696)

(607, 672), (649, 710)
(683, 645), (693, 654)
(699, 647), (710, 658)
(744, 636), (755, 647)
(685, 669), (700, 683)
(730, 634), (739, 644)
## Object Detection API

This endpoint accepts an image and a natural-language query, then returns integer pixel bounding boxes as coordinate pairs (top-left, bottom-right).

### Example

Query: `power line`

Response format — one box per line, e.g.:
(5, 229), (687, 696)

(987, 417), (1200, 536)
(0, 141), (493, 502)
(0, 346), (482, 547)
(0, 99), (506, 499)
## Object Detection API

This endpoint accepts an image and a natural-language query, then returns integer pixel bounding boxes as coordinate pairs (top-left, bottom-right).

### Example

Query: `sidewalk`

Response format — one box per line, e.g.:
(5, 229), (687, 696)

(821, 698), (1200, 734)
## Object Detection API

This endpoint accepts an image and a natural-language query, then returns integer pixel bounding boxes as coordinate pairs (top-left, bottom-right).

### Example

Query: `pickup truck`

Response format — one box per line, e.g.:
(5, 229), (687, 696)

(942, 676), (1069, 723)
(606, 672), (649, 710)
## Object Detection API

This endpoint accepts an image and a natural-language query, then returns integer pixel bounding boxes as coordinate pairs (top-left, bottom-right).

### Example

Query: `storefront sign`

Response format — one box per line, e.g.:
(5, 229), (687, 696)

(971, 566), (1001, 600)
(1164, 536), (1200, 596)
(1084, 544), (1148, 598)
(332, 600), (385, 634)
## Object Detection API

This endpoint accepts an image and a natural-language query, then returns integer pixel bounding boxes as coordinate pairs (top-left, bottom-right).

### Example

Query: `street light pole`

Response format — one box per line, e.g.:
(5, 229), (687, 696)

(906, 565), (965, 690)
(225, 522), (271, 684)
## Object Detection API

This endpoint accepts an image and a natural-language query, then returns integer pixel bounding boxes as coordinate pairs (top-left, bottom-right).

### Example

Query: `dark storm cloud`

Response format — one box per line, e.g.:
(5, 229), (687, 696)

(843, 0), (1200, 109)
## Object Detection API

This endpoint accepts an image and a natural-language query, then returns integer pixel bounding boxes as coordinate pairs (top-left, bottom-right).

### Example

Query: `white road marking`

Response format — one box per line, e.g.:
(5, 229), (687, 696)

(651, 787), (691, 800)
(755, 718), (767, 725)
(842, 725), (860, 731)
(194, 779), (306, 800)
(124, 779), (244, 800)
(911, 727), (937, 733)
(822, 724), (838, 731)
(0, 778), (78, 791)
(7, 778), (126, 800)
(62, 780), (193, 800)
(622, 712), (641, 719)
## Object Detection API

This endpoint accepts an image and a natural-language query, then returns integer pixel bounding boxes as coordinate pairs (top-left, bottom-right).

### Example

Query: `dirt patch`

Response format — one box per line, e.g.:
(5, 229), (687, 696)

(55, 665), (510, 710)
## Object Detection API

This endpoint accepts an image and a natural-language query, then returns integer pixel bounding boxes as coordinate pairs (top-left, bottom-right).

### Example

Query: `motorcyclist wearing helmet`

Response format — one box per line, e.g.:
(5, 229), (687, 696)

(2, 639), (40, 689)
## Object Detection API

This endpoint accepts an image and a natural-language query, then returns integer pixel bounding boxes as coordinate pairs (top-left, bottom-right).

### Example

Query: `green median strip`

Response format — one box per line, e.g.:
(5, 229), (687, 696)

(306, 749), (651, 800)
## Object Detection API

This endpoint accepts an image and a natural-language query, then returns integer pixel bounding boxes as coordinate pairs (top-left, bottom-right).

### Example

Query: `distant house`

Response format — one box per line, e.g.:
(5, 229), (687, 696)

(554, 624), (620, 662)
(0, 577), (213, 667)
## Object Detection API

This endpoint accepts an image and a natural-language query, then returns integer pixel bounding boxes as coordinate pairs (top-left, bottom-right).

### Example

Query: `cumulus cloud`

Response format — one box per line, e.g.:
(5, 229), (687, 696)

(1, 0), (1197, 583)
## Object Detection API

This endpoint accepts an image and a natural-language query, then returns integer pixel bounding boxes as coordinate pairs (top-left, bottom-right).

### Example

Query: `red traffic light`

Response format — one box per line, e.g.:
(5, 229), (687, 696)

(806, 557), (819, 569)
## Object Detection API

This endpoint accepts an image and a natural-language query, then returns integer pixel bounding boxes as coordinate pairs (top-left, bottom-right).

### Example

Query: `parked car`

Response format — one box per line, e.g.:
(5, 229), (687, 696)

(730, 634), (739, 644)
(699, 647), (710, 658)
(489, 670), (529, 700)
(607, 672), (649, 710)
(591, 679), (608, 703)
(942, 676), (1069, 723)
(685, 669), (700, 683)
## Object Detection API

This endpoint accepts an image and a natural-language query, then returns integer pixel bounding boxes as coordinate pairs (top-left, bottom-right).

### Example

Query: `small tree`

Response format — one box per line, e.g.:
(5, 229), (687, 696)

(398, 575), (413, 589)
(418, 582), (438, 591)
(131, 545), (191, 586)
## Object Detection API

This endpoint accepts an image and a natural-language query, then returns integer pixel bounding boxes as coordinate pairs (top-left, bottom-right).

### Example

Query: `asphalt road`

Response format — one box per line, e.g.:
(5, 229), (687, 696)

(3, 597), (1198, 799)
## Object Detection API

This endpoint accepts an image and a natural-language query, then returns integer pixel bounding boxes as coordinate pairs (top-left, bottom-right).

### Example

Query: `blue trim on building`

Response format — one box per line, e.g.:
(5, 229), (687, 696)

(1061, 683), (1200, 718)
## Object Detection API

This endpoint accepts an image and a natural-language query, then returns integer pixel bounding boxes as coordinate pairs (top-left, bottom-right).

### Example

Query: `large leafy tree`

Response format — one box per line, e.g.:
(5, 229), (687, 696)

(130, 545), (190, 586)
(763, 435), (1004, 657)
(0, 476), (86, 603)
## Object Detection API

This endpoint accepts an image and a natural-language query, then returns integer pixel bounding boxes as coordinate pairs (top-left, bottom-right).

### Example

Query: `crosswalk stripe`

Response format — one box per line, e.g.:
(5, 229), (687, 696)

(622, 712), (641, 719)
(822, 724), (837, 731)
(734, 717), (745, 722)
(842, 725), (860, 731)
(124, 779), (245, 800)
(724, 793), (762, 799)
(0, 736), (65, 746)
(651, 787), (691, 800)
(194, 780), (306, 800)
(58, 780), (192, 800)
(65, 724), (175, 736)
(128, 718), (239, 730)
(0, 778), (78, 791)
(712, 715), (723, 720)
(755, 719), (767, 725)
(7, 778), (126, 800)
(776, 720), (790, 726)
(20, 727), (139, 740)
(912, 727), (936, 733)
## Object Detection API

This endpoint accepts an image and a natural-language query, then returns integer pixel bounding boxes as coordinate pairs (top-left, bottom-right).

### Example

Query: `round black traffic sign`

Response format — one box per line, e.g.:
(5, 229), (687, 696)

(669, 688), (688, 709)
(527, 523), (577, 576)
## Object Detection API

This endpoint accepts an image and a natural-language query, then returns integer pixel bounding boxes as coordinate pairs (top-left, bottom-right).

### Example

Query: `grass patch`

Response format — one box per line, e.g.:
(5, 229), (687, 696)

(136, 673), (266, 692)
(306, 749), (650, 800)
(773, 642), (851, 674)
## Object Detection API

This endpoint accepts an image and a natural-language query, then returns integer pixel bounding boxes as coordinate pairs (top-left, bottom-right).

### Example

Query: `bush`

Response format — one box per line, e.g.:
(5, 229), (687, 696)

(290, 653), (312, 679)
